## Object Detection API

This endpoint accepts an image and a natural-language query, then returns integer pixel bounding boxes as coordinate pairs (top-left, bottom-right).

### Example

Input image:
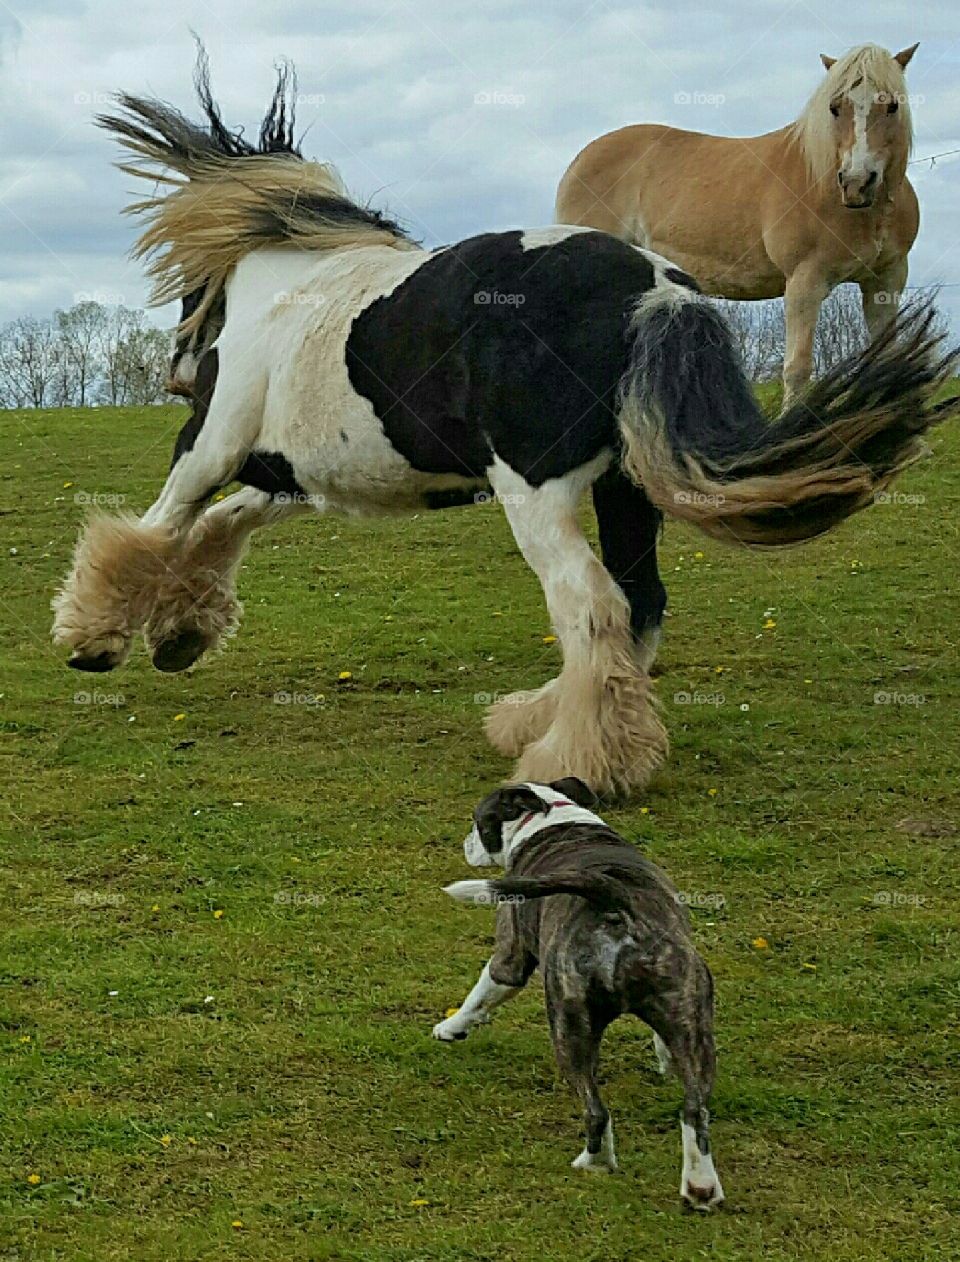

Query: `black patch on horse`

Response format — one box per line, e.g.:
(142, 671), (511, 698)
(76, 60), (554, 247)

(345, 230), (658, 487)
(663, 266), (702, 293)
(234, 450), (306, 499)
(170, 348), (219, 470)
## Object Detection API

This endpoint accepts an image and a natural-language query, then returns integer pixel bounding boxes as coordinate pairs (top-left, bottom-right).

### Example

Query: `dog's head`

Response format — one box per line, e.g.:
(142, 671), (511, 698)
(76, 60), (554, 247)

(463, 778), (600, 867)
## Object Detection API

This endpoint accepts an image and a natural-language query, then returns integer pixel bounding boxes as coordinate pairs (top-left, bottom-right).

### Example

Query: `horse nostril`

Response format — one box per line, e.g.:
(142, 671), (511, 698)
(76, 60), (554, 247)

(864, 170), (878, 188)
(837, 171), (844, 185)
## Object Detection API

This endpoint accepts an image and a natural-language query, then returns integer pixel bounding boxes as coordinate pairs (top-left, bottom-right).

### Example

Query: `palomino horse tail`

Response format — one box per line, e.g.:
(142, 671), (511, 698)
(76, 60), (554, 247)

(617, 287), (958, 545)
(96, 47), (415, 339)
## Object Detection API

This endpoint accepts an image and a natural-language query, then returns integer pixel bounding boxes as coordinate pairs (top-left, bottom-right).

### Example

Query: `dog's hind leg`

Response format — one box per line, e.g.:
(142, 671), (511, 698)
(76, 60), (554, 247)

(649, 959), (724, 1211)
(53, 349), (262, 671)
(485, 455), (667, 795)
(547, 993), (617, 1173)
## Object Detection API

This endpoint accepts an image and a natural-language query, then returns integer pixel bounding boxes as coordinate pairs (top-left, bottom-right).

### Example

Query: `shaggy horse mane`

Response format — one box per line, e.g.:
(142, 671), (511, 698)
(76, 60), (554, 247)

(97, 47), (416, 337)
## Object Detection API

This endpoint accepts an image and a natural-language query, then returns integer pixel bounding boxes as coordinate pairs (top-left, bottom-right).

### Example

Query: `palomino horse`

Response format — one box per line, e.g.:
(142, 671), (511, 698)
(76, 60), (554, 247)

(556, 43), (920, 405)
(53, 60), (956, 796)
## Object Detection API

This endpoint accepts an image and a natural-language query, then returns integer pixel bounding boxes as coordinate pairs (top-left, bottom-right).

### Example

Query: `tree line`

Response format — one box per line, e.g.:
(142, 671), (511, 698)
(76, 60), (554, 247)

(0, 302), (174, 409)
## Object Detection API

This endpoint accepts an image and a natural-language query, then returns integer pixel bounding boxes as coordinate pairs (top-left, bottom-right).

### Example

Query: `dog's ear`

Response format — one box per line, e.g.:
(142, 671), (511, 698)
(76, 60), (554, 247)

(501, 785), (550, 817)
(474, 786), (546, 858)
(550, 777), (599, 809)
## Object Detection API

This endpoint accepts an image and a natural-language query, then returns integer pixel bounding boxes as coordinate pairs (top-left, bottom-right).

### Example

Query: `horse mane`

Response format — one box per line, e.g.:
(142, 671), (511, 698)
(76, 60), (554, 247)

(790, 44), (914, 185)
(97, 47), (416, 337)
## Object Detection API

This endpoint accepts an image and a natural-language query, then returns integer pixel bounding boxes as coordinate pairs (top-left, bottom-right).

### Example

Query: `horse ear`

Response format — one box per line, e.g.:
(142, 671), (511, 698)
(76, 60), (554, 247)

(894, 42), (919, 70)
(820, 53), (837, 71)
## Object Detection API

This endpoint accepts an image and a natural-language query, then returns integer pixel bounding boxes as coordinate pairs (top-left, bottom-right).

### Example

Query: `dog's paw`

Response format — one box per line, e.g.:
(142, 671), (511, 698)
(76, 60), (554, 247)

(432, 1018), (469, 1042)
(571, 1148), (619, 1174)
(680, 1175), (725, 1212)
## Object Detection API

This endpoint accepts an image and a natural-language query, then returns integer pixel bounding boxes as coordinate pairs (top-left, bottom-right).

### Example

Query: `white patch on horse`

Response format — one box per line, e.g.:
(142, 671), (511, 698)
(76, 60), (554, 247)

(520, 225), (597, 252)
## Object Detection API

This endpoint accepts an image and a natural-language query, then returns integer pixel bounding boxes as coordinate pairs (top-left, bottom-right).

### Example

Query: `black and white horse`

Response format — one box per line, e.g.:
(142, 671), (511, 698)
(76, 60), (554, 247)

(53, 63), (958, 795)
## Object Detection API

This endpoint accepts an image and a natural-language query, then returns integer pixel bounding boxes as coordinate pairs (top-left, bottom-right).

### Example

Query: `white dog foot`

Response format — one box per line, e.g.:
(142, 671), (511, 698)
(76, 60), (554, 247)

(572, 1119), (618, 1173)
(680, 1122), (724, 1210)
(432, 1017), (470, 1042)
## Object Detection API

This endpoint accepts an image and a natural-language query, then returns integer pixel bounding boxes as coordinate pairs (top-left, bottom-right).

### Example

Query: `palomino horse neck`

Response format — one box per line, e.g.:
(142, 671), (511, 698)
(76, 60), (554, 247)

(555, 42), (920, 405)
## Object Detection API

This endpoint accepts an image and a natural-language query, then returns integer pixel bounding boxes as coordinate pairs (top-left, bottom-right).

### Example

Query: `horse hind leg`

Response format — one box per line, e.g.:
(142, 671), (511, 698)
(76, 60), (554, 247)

(487, 456), (668, 796)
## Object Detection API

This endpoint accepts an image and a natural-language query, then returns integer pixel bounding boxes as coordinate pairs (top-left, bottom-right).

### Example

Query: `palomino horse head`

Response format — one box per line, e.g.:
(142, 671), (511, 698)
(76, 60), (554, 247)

(795, 43), (917, 208)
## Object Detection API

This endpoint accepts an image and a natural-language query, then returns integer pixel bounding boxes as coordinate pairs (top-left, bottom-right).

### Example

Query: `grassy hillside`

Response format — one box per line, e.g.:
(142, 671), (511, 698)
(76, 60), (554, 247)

(2, 402), (958, 1260)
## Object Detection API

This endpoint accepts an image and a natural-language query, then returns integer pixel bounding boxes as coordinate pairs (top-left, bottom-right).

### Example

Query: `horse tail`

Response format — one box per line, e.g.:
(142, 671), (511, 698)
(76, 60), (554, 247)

(617, 285), (958, 545)
(96, 45), (414, 338)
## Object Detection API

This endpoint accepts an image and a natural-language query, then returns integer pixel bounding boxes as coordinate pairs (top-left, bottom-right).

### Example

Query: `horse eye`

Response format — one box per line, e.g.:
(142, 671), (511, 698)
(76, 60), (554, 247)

(887, 101), (899, 114)
(829, 103), (840, 118)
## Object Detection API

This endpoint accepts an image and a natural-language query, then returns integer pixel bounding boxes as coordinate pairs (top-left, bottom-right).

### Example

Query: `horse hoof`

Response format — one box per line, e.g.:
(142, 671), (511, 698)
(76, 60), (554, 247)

(68, 650), (121, 673)
(152, 629), (209, 673)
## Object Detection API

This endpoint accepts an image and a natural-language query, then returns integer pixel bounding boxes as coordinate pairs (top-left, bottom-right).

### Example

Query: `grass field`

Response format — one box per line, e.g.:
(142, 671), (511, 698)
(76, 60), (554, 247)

(3, 401), (960, 1260)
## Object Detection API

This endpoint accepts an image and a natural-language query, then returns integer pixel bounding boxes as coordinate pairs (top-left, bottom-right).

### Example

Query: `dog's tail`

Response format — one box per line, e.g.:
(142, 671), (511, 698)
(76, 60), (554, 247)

(617, 289), (959, 545)
(444, 871), (633, 914)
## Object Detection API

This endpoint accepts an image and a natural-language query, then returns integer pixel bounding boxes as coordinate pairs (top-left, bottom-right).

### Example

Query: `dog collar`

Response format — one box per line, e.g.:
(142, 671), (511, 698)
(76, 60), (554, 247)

(518, 798), (575, 831)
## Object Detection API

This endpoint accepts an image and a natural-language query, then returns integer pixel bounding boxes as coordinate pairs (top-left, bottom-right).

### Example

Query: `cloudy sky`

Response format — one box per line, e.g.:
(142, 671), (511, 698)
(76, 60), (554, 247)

(1, 0), (958, 329)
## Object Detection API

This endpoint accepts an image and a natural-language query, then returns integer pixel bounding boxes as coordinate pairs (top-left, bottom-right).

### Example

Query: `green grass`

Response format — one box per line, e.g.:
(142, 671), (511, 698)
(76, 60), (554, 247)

(2, 403), (960, 1260)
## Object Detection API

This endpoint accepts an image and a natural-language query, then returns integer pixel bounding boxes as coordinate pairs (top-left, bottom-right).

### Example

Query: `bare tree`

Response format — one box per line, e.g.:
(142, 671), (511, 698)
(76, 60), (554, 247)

(55, 301), (108, 407)
(0, 316), (61, 407)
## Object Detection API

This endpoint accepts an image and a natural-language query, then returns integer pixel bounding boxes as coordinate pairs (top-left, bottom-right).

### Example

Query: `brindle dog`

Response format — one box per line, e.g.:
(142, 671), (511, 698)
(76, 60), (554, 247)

(434, 779), (723, 1211)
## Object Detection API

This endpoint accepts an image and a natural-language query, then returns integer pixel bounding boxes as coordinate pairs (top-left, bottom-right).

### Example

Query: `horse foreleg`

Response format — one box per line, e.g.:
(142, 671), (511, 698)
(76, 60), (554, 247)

(145, 488), (313, 672)
(860, 259), (908, 342)
(781, 267), (830, 409)
(53, 362), (258, 672)
(486, 456), (668, 797)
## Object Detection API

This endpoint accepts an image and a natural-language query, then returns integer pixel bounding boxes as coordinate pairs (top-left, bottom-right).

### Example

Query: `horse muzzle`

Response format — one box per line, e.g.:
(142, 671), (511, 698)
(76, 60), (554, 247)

(838, 169), (879, 209)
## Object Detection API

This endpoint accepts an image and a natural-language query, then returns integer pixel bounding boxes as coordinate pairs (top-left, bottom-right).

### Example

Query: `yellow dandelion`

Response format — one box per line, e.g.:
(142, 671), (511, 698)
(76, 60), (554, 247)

(801, 963), (817, 971)
(213, 493), (226, 502)
(27, 1173), (41, 1185)
(714, 665), (725, 674)
(409, 1198), (430, 1207)
(63, 481), (73, 489)
(231, 1219), (244, 1229)
(151, 904), (160, 912)
(19, 1034), (30, 1043)
(639, 806), (650, 815)
(160, 1134), (173, 1147)
(213, 909), (225, 920)
(752, 936), (769, 950)
(707, 788), (718, 797)
(694, 551), (705, 560)
(542, 635), (557, 645)
(763, 619), (776, 630)
(337, 670), (353, 681)
(445, 1007), (460, 1019)
(173, 713), (186, 722)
